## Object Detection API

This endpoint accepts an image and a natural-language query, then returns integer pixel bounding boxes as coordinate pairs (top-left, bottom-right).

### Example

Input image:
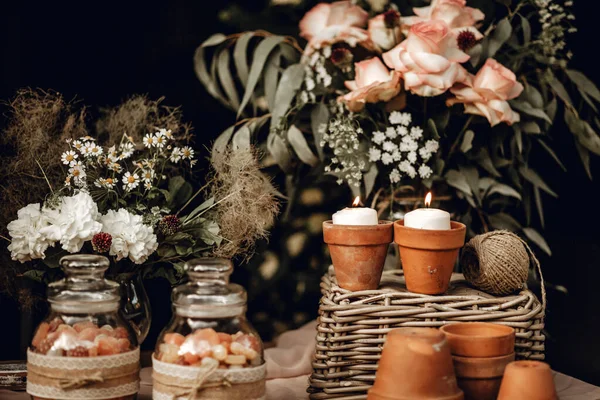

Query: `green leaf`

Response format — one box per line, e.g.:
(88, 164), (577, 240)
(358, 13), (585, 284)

(267, 132), (292, 173)
(270, 64), (305, 130)
(459, 165), (480, 205)
(548, 76), (573, 106)
(445, 169), (472, 196)
(194, 34), (229, 105)
(521, 14), (531, 44)
(488, 18), (512, 57)
(287, 125), (318, 167)
(522, 121), (541, 134)
(363, 163), (378, 199)
(479, 177), (496, 193)
(533, 186), (545, 228)
(427, 119), (440, 140)
(233, 32), (254, 87)
(546, 97), (558, 121)
(185, 197), (215, 221)
(475, 148), (501, 177)
(487, 183), (522, 200)
(212, 125), (235, 158)
(311, 103), (329, 161)
(510, 100), (552, 123)
(518, 166), (558, 197)
(461, 130), (474, 153)
(524, 84), (544, 109)
(168, 176), (186, 199)
(237, 36), (285, 118)
(566, 69), (600, 103)
(489, 213), (522, 231)
(263, 48), (282, 111)
(536, 139), (566, 171)
(564, 108), (600, 155)
(523, 227), (552, 256)
(513, 124), (523, 154)
(575, 141), (592, 180)
(579, 90), (599, 114)
(217, 48), (240, 110)
(23, 270), (45, 282)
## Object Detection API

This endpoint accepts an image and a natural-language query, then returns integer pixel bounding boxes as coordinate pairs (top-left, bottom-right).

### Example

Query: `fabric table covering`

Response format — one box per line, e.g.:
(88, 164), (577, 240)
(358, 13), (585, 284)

(3, 321), (599, 399)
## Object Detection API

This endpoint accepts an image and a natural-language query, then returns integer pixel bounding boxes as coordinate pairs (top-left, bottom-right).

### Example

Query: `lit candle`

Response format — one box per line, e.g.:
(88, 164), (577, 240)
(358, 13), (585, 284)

(332, 197), (378, 225)
(404, 192), (450, 230)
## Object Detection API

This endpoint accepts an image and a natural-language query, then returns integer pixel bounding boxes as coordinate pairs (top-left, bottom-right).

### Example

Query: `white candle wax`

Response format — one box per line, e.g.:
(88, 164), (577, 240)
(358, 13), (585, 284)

(332, 207), (378, 225)
(404, 208), (451, 230)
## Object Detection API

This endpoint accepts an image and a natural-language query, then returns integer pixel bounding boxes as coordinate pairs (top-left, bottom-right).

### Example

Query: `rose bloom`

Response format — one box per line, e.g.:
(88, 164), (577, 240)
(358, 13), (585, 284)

(402, 0), (485, 38)
(383, 20), (469, 96)
(447, 59), (524, 126)
(368, 10), (403, 51)
(339, 57), (402, 112)
(299, 1), (377, 54)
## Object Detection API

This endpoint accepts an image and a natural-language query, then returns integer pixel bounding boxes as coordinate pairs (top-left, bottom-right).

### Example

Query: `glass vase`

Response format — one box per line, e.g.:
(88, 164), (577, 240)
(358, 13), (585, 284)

(113, 271), (152, 345)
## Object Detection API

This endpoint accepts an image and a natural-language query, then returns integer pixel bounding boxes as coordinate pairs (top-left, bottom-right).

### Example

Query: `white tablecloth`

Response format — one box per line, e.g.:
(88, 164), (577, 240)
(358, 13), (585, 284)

(3, 321), (600, 399)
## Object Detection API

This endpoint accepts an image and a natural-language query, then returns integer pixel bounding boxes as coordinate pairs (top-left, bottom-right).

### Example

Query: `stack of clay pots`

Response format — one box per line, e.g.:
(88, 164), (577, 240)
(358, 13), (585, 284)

(368, 328), (464, 400)
(440, 322), (515, 400)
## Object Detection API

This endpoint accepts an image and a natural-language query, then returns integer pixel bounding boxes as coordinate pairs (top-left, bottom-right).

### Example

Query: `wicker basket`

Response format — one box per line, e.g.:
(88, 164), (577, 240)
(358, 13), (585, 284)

(308, 267), (546, 400)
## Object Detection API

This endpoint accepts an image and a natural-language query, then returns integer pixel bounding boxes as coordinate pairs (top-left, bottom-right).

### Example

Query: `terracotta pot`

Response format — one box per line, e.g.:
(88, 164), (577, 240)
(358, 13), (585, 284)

(323, 221), (393, 291)
(440, 322), (515, 357)
(497, 360), (557, 400)
(452, 353), (515, 400)
(368, 328), (463, 400)
(394, 220), (466, 294)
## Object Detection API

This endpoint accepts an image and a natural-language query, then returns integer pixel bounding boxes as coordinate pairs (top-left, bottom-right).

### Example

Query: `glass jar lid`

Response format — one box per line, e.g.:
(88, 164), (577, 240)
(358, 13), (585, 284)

(48, 255), (120, 313)
(172, 258), (246, 318)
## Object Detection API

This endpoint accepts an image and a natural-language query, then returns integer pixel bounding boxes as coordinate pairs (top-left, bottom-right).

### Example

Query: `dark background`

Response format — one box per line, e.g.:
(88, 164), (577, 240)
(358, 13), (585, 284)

(1, 0), (600, 387)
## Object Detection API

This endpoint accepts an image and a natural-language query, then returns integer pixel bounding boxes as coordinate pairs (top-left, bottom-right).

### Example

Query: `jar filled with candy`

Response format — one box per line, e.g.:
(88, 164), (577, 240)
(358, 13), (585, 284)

(27, 255), (140, 400)
(153, 258), (265, 400)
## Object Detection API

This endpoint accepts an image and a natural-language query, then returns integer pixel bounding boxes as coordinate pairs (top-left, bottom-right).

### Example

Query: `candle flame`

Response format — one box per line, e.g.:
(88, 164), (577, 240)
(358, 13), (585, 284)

(425, 192), (432, 207)
(352, 196), (361, 207)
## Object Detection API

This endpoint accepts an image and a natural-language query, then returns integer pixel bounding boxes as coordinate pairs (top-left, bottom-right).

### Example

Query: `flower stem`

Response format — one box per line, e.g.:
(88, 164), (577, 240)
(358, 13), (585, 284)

(448, 115), (474, 157)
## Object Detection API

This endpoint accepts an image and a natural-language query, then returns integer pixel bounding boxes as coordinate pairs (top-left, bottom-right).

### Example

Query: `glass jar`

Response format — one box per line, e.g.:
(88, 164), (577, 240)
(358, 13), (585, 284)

(155, 258), (264, 368)
(27, 255), (139, 400)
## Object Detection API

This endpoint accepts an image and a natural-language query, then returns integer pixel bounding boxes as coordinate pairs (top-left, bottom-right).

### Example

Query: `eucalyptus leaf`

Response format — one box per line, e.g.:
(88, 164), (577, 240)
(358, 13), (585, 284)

(217, 48), (240, 110)
(546, 97), (558, 121)
(489, 213), (522, 231)
(445, 169), (472, 195)
(237, 36), (285, 118)
(488, 18), (512, 57)
(287, 125), (318, 167)
(537, 139), (566, 171)
(475, 148), (501, 177)
(513, 124), (523, 154)
(459, 165), (480, 205)
(264, 48), (282, 111)
(579, 90), (599, 114)
(233, 32), (254, 87)
(565, 108), (600, 155)
(519, 166), (558, 197)
(548, 76), (573, 106)
(566, 69), (600, 103)
(523, 227), (552, 256)
(524, 84), (544, 109)
(461, 130), (474, 153)
(522, 121), (541, 134)
(510, 100), (552, 123)
(185, 197), (215, 221)
(194, 34), (229, 105)
(267, 132), (292, 173)
(270, 64), (305, 130)
(479, 177), (496, 192)
(212, 125), (236, 159)
(23, 270), (45, 282)
(534, 185), (545, 228)
(427, 118), (440, 140)
(575, 141), (592, 180)
(520, 14), (531, 44)
(311, 102), (329, 161)
(487, 183), (522, 200)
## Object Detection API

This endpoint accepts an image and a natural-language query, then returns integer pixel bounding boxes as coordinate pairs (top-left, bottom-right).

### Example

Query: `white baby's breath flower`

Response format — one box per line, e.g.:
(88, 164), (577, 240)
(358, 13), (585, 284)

(181, 146), (195, 159)
(419, 148), (432, 161)
(381, 153), (394, 165)
(391, 149), (402, 161)
(372, 131), (386, 145)
(397, 126), (408, 137)
(369, 147), (382, 162)
(407, 151), (417, 164)
(410, 126), (423, 139)
(425, 139), (439, 153)
(398, 112), (412, 126)
(389, 169), (401, 183)
(385, 127), (398, 139)
(61, 151), (78, 166)
(170, 147), (182, 163)
(389, 111), (403, 125)
(419, 165), (433, 179)
(143, 134), (156, 148)
(99, 209), (158, 264)
(399, 161), (417, 178)
(382, 141), (398, 153)
(400, 137), (418, 152)
(7, 203), (56, 262)
(122, 172), (140, 191)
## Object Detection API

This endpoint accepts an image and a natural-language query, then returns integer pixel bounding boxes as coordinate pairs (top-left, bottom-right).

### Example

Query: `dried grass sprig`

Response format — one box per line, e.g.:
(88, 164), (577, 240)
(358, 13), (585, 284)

(208, 147), (279, 261)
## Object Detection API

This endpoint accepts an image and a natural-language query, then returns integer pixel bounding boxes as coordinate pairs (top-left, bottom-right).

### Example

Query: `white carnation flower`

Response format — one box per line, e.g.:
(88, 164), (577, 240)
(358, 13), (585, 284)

(397, 126), (409, 137)
(382, 141), (398, 153)
(419, 165), (433, 179)
(398, 112), (412, 126)
(372, 131), (386, 145)
(389, 111), (403, 125)
(369, 147), (382, 162)
(410, 126), (423, 139)
(392, 149), (402, 161)
(40, 192), (102, 253)
(407, 151), (417, 164)
(7, 204), (56, 262)
(389, 169), (401, 183)
(100, 209), (158, 264)
(399, 161), (417, 178)
(381, 153), (394, 165)
(425, 139), (440, 153)
(419, 148), (432, 161)
(385, 127), (398, 139)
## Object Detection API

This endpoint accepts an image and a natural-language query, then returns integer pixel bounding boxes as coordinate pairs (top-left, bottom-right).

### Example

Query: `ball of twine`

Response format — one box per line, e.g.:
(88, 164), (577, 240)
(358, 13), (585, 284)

(461, 230), (533, 295)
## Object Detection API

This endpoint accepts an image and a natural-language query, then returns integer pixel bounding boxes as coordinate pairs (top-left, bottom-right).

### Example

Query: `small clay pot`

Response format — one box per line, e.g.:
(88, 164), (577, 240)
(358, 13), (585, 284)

(452, 353), (515, 400)
(497, 360), (557, 400)
(440, 322), (515, 357)
(323, 221), (393, 291)
(394, 220), (467, 294)
(368, 328), (463, 400)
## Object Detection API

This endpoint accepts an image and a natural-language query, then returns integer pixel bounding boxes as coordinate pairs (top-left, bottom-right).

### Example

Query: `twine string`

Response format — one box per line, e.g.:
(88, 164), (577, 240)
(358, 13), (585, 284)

(169, 362), (220, 400)
(58, 371), (104, 389)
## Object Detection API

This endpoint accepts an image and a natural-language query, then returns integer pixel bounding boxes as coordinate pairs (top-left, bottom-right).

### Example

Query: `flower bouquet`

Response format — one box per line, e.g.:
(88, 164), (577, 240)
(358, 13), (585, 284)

(195, 0), (599, 256)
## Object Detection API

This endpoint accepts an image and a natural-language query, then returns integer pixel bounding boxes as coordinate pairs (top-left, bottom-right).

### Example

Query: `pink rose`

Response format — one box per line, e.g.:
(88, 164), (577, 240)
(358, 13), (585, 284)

(447, 59), (524, 126)
(368, 10), (403, 51)
(299, 1), (377, 53)
(403, 0), (485, 38)
(339, 57), (402, 112)
(383, 20), (469, 96)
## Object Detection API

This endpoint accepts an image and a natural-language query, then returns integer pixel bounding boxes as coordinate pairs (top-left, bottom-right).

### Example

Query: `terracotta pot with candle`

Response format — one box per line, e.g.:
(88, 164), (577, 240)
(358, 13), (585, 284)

(368, 328), (464, 400)
(324, 197), (393, 291)
(497, 361), (557, 400)
(394, 193), (466, 295)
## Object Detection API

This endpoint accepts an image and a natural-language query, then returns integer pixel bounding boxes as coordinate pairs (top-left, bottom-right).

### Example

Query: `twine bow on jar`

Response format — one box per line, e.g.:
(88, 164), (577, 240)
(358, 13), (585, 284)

(58, 371), (105, 389)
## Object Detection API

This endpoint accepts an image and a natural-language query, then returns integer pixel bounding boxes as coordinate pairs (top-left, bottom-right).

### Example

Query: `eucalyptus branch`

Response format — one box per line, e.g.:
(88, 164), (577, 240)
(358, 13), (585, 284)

(448, 115), (474, 157)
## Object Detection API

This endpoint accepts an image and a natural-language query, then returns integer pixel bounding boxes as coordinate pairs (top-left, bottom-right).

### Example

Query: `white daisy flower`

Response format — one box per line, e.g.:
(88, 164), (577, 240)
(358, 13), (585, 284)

(72, 140), (84, 153)
(372, 131), (386, 145)
(410, 126), (423, 139)
(389, 169), (401, 183)
(81, 142), (94, 156)
(381, 153), (394, 165)
(79, 136), (95, 141)
(385, 127), (398, 139)
(190, 159), (198, 167)
(122, 172), (140, 191)
(382, 141), (398, 153)
(419, 165), (433, 179)
(181, 146), (194, 159)
(144, 182), (152, 190)
(170, 147), (182, 163)
(109, 162), (123, 173)
(368, 148), (382, 162)
(163, 129), (174, 139)
(397, 126), (409, 137)
(119, 142), (135, 159)
(61, 150), (78, 165)
(87, 143), (103, 157)
(155, 135), (167, 148)
(143, 134), (156, 148)
(141, 169), (155, 183)
(68, 162), (87, 186)
(407, 151), (417, 164)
